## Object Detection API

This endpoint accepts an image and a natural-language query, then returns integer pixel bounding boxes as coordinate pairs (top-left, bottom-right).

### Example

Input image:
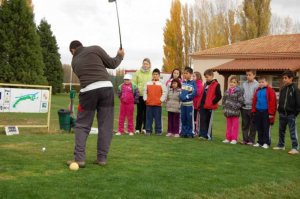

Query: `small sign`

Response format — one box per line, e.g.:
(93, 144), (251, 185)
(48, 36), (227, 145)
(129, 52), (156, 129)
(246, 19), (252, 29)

(5, 126), (19, 136)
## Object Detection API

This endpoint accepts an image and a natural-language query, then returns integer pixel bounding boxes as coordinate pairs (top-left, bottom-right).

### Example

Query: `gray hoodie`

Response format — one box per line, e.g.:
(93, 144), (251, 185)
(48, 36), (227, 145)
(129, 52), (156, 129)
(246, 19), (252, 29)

(241, 79), (258, 110)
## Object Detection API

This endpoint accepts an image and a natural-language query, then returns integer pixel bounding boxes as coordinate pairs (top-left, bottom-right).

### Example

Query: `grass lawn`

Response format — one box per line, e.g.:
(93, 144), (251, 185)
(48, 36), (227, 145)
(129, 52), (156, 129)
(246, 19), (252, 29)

(0, 93), (299, 199)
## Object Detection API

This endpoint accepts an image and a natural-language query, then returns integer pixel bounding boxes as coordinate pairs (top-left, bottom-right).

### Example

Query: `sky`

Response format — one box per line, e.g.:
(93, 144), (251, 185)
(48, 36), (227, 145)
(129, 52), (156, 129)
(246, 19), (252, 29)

(32, 0), (300, 70)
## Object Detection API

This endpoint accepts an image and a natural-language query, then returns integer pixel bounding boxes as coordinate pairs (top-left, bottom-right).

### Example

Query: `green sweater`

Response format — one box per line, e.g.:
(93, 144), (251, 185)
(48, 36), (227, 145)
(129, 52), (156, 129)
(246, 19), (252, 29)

(132, 69), (152, 94)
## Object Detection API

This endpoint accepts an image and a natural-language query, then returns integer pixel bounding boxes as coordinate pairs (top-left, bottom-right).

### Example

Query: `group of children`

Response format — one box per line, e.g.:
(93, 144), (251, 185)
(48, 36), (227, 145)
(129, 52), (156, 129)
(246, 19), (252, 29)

(116, 65), (300, 155)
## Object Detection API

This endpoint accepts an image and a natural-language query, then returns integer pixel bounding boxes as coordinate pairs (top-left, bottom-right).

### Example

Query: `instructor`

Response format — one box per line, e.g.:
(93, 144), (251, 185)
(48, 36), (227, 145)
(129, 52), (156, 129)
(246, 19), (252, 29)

(67, 40), (124, 168)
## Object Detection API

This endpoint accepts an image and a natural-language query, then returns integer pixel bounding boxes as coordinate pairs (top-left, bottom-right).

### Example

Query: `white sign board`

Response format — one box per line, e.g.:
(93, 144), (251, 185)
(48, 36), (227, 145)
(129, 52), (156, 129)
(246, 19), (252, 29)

(0, 88), (49, 113)
(5, 126), (19, 136)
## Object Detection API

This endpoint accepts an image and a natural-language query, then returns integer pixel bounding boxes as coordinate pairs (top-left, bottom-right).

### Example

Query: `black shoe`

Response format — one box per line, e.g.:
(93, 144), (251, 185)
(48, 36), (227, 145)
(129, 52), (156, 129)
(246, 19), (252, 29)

(93, 160), (107, 166)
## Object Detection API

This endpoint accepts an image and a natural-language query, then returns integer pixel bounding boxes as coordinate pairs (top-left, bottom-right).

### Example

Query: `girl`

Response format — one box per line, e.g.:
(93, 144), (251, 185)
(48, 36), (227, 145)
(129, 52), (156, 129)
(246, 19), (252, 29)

(192, 71), (203, 135)
(116, 74), (139, 136)
(166, 78), (181, 137)
(165, 68), (182, 88)
(222, 76), (244, 144)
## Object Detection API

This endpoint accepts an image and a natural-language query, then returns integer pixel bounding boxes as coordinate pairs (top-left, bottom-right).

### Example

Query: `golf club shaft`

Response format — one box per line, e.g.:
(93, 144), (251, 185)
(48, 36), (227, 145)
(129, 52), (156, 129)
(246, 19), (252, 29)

(114, 0), (122, 49)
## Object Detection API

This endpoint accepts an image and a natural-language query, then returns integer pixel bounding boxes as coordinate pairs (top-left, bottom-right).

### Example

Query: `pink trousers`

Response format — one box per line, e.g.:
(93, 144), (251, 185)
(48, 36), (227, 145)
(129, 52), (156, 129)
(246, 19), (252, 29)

(118, 102), (134, 133)
(226, 117), (239, 141)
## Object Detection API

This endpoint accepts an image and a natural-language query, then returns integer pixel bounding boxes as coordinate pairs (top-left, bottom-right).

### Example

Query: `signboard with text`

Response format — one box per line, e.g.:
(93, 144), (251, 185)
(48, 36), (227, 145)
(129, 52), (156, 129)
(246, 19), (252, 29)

(0, 88), (49, 113)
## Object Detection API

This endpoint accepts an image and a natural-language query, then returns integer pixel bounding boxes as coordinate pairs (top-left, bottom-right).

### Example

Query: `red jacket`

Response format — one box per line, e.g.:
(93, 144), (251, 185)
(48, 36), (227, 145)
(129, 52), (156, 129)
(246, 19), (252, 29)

(193, 80), (203, 109)
(199, 80), (220, 110)
(251, 86), (277, 123)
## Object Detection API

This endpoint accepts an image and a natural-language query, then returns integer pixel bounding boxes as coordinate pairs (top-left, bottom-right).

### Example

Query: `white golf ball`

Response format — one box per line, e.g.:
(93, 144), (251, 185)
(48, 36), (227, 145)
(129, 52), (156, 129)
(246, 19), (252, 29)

(42, 147), (46, 152)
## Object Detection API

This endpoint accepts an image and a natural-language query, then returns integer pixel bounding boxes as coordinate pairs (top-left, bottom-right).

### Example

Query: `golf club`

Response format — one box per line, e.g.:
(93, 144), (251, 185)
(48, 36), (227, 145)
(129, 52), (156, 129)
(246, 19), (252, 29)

(109, 0), (122, 49)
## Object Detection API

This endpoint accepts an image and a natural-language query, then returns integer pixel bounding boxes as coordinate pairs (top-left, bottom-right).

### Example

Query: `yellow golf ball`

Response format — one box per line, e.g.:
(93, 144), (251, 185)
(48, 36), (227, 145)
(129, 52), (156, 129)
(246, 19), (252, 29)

(69, 162), (79, 171)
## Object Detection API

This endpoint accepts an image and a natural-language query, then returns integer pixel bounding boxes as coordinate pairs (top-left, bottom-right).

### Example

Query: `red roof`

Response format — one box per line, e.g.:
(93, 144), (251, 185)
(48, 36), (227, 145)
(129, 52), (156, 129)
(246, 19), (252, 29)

(191, 34), (300, 59)
(212, 58), (300, 72)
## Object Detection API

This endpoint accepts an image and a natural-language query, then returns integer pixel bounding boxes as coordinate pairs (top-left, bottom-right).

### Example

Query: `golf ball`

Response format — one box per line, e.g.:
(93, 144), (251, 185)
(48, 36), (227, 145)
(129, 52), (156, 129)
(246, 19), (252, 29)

(69, 162), (79, 171)
(42, 147), (46, 152)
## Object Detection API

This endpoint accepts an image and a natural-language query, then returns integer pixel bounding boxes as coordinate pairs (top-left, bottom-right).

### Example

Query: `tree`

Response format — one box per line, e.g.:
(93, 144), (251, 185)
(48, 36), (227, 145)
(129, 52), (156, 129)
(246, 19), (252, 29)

(0, 0), (46, 84)
(241, 0), (271, 40)
(163, 0), (183, 72)
(37, 19), (63, 94)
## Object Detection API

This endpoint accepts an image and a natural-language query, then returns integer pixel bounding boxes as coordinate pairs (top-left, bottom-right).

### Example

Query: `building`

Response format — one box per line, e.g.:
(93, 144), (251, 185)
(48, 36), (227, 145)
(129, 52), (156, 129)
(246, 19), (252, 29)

(191, 34), (300, 93)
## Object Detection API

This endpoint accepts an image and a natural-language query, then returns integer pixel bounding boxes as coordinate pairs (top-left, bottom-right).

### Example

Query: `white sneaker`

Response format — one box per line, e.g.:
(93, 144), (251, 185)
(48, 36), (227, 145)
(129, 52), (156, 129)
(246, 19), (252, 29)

(166, 133), (172, 137)
(262, 144), (269, 149)
(174, 134), (180, 138)
(135, 130), (140, 134)
(115, 132), (122, 136)
(129, 132), (134, 136)
(230, 140), (237, 144)
(273, 146), (285, 150)
(288, 149), (299, 155)
(142, 129), (146, 134)
(222, 139), (230, 143)
(253, 143), (261, 147)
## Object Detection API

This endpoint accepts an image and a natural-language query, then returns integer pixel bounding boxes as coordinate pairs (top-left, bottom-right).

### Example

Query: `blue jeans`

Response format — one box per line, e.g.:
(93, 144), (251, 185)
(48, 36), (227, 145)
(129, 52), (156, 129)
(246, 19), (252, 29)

(277, 114), (299, 150)
(146, 106), (162, 134)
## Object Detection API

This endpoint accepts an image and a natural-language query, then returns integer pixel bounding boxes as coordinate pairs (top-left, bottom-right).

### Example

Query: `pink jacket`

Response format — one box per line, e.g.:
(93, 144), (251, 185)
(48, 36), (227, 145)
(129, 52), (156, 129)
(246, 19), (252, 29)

(193, 80), (203, 108)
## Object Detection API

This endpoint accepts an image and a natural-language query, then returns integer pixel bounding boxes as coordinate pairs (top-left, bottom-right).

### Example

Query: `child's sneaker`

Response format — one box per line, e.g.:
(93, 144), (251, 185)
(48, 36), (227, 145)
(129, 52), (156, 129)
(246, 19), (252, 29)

(129, 132), (134, 136)
(240, 140), (247, 145)
(166, 133), (172, 137)
(174, 134), (180, 138)
(135, 130), (140, 134)
(115, 132), (122, 136)
(262, 144), (269, 149)
(253, 143), (261, 147)
(273, 146), (285, 150)
(222, 139), (230, 143)
(142, 129), (146, 134)
(288, 149), (299, 155)
(247, 142), (254, 145)
(230, 140), (237, 144)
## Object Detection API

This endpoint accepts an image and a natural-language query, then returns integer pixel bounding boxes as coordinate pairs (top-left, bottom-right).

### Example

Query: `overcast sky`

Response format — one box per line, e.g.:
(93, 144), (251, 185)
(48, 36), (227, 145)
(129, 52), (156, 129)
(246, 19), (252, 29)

(32, 0), (300, 70)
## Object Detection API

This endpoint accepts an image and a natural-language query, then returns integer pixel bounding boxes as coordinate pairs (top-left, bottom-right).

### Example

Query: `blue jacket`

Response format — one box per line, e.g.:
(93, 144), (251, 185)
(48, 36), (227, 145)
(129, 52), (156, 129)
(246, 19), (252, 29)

(179, 80), (197, 102)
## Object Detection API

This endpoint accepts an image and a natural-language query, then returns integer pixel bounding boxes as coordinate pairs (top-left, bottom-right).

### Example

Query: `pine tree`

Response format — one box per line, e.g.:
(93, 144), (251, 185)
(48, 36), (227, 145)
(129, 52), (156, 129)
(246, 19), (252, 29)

(37, 19), (63, 94)
(0, 0), (46, 84)
(163, 0), (183, 72)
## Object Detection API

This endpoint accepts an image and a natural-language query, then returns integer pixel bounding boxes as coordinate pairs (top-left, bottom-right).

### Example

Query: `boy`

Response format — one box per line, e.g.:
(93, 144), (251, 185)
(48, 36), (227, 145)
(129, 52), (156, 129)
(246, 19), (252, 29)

(241, 70), (259, 145)
(143, 68), (167, 135)
(179, 67), (197, 138)
(198, 69), (222, 140)
(116, 74), (139, 136)
(273, 70), (300, 154)
(252, 76), (277, 149)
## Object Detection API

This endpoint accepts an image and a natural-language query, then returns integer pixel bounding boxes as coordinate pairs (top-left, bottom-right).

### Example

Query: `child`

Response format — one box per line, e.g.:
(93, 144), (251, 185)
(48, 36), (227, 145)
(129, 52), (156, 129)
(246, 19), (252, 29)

(116, 74), (139, 136)
(273, 70), (300, 154)
(179, 66), (197, 138)
(143, 68), (167, 135)
(222, 76), (244, 144)
(166, 78), (181, 137)
(198, 69), (222, 140)
(165, 68), (182, 88)
(252, 76), (277, 149)
(192, 71), (203, 135)
(241, 70), (259, 145)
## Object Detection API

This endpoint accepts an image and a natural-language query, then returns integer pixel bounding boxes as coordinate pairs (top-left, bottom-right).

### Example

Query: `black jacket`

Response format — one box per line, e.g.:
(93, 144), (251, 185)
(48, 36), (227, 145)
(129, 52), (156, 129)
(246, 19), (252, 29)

(278, 83), (300, 116)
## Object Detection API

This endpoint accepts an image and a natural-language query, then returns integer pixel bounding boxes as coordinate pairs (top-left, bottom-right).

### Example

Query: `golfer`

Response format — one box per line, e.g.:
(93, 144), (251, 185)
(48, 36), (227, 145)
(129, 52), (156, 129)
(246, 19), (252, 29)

(67, 40), (124, 168)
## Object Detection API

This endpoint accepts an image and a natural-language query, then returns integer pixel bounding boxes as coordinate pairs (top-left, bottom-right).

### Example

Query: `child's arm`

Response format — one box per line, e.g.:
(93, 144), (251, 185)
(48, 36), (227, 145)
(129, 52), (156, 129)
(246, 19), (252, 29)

(268, 88), (277, 124)
(213, 84), (222, 104)
(237, 90), (245, 109)
(134, 86), (139, 104)
(143, 83), (148, 101)
(186, 81), (197, 100)
(295, 86), (300, 116)
(161, 84), (168, 102)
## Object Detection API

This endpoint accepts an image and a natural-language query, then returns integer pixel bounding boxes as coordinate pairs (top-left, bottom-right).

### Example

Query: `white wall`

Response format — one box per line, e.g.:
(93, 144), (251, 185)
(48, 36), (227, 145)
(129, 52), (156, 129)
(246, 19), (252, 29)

(192, 58), (233, 94)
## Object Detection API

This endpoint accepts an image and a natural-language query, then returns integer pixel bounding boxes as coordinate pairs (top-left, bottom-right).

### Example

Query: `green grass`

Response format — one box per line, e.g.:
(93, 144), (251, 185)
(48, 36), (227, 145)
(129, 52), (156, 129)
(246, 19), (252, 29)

(0, 94), (299, 199)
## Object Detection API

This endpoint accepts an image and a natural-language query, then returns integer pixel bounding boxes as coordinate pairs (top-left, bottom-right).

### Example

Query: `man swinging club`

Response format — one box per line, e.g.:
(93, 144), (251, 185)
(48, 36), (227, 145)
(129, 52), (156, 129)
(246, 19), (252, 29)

(67, 41), (125, 168)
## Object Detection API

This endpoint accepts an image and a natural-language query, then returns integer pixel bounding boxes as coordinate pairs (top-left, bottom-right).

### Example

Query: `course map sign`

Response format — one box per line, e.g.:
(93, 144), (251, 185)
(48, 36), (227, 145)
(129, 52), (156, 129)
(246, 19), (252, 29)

(0, 88), (49, 113)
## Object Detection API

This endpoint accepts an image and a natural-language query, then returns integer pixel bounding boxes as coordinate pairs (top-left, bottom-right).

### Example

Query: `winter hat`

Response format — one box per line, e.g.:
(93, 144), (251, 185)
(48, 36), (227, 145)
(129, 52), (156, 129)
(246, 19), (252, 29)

(124, 74), (132, 80)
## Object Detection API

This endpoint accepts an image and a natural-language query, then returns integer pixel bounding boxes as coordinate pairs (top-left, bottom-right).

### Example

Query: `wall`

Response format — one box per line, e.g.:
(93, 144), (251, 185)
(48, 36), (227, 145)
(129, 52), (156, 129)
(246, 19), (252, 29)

(192, 58), (233, 94)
